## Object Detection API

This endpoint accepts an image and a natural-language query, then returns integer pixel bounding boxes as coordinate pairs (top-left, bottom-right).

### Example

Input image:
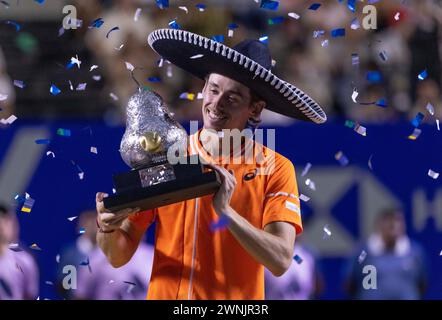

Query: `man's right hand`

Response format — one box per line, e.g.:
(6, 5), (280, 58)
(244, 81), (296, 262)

(96, 192), (140, 232)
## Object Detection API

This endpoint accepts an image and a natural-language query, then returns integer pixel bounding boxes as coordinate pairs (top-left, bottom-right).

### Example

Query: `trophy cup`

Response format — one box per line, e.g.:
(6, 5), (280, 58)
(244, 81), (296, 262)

(103, 89), (220, 212)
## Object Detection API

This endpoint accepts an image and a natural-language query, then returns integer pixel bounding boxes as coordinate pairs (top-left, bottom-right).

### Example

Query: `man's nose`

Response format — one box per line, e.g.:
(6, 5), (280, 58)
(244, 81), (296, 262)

(212, 93), (226, 110)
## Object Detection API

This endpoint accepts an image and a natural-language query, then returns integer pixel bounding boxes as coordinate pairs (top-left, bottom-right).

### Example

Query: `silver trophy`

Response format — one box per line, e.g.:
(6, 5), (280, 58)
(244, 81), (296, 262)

(103, 89), (220, 212)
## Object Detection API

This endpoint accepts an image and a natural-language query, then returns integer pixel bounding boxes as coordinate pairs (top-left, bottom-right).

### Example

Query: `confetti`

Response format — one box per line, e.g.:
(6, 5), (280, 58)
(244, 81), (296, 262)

(5, 20), (21, 32)
(331, 28), (345, 38)
(76, 83), (87, 91)
(428, 169), (439, 179)
(411, 112), (425, 128)
(335, 151), (349, 166)
(305, 178), (316, 191)
(21, 195), (35, 213)
(56, 254), (61, 263)
(90, 146), (98, 154)
(45, 151), (55, 158)
(379, 50), (388, 62)
(350, 17), (360, 30)
(148, 77), (161, 83)
(68, 80), (73, 91)
(376, 98), (387, 108)
(196, 3), (206, 11)
(57, 128), (71, 137)
(156, 0), (169, 9)
(299, 194), (310, 202)
(167, 65), (173, 78)
(260, 0), (279, 11)
(259, 35), (268, 44)
(35, 139), (51, 144)
(366, 71), (382, 83)
(109, 93), (119, 101)
(368, 154), (373, 170)
(45, 281), (54, 286)
(418, 69), (427, 81)
(89, 18), (104, 29)
(345, 120), (355, 128)
(190, 54), (204, 59)
(115, 44), (124, 51)
(358, 250), (367, 264)
(293, 255), (303, 264)
(90, 65), (98, 72)
(212, 35), (225, 43)
(426, 103), (434, 116)
(0, 115), (17, 125)
(67, 216), (78, 222)
(79, 227), (86, 235)
(78, 172), (84, 180)
(394, 12), (400, 21)
(408, 128), (421, 140)
(308, 3), (321, 10)
(134, 8), (142, 21)
(354, 124), (367, 136)
(301, 162), (312, 177)
(168, 19), (180, 30)
(227, 23), (238, 37)
(268, 16), (284, 25)
(347, 0), (356, 12)
(437, 119), (440, 131)
(92, 75), (101, 81)
(106, 26), (120, 39)
(13, 80), (25, 88)
(313, 30), (325, 38)
(50, 85), (61, 96)
(197, 92), (203, 100)
(70, 55), (81, 69)
(179, 6), (188, 14)
(351, 89), (358, 103)
(323, 225), (331, 239)
(210, 215), (230, 232)
(321, 39), (329, 47)
(179, 92), (195, 100)
(352, 53), (359, 66)
(34, 0), (45, 4)
(0, 93), (7, 101)
(30, 243), (42, 251)
(8, 243), (23, 252)
(288, 12), (300, 19)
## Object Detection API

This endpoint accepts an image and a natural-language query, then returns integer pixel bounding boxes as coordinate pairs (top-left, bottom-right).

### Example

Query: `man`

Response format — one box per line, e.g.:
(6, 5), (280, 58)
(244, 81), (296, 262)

(0, 204), (39, 300)
(344, 208), (428, 300)
(96, 29), (326, 299)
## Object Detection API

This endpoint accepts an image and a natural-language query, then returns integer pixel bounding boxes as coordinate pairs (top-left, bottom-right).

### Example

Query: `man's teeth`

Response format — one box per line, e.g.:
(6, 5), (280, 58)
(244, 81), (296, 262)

(208, 110), (226, 119)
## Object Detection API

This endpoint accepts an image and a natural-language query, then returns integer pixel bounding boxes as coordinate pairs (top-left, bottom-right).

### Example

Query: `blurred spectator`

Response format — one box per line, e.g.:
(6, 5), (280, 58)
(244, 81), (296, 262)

(0, 204), (39, 300)
(0, 47), (15, 118)
(57, 209), (154, 300)
(344, 208), (428, 300)
(265, 241), (324, 300)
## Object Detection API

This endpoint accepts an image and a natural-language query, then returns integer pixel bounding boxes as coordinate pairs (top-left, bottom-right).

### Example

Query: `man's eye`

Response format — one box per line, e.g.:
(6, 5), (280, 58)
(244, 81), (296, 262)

(210, 89), (218, 94)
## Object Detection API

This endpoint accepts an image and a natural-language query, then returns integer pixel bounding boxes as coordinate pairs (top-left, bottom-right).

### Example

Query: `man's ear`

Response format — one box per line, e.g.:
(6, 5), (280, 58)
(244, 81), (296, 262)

(250, 101), (266, 119)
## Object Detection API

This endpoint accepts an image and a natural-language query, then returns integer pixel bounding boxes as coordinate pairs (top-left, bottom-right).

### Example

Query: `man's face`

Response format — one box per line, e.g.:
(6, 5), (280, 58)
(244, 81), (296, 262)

(0, 215), (14, 244)
(202, 73), (257, 131)
(379, 212), (405, 245)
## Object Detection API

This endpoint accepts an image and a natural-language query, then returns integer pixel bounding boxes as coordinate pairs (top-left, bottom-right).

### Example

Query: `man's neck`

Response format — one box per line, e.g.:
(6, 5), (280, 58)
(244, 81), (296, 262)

(200, 128), (247, 160)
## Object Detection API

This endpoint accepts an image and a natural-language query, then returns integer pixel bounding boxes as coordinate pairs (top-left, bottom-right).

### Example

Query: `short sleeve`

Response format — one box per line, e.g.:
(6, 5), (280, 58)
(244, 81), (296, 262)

(262, 156), (302, 234)
(128, 209), (157, 232)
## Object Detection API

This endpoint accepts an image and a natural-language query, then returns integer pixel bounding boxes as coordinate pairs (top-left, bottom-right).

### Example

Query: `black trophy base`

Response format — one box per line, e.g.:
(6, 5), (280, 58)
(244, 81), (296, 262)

(103, 155), (220, 212)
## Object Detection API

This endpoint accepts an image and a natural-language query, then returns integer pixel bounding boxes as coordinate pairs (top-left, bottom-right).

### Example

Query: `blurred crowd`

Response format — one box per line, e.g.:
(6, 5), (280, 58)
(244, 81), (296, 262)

(0, 0), (441, 125)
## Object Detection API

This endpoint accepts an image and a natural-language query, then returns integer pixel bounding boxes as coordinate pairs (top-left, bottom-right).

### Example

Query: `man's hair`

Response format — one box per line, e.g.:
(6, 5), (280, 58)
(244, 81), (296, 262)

(376, 208), (404, 224)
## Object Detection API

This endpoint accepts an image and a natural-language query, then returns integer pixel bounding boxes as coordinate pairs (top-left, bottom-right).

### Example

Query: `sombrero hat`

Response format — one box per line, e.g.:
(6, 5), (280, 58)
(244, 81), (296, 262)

(147, 28), (327, 124)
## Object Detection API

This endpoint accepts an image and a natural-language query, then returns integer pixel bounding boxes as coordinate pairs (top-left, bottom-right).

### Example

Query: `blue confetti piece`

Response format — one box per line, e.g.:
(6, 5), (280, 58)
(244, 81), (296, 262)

(5, 20), (21, 32)
(335, 151), (349, 166)
(34, 0), (45, 3)
(57, 128), (71, 137)
(147, 77), (161, 82)
(366, 71), (382, 83)
(313, 30), (325, 38)
(89, 18), (104, 29)
(411, 112), (425, 128)
(259, 35), (269, 44)
(196, 3), (206, 10)
(78, 227), (86, 235)
(308, 3), (321, 10)
(13, 80), (25, 88)
(347, 0), (356, 12)
(35, 139), (51, 145)
(156, 0), (169, 9)
(228, 23), (239, 29)
(293, 254), (303, 264)
(260, 0), (279, 11)
(210, 215), (230, 232)
(168, 20), (181, 29)
(106, 26), (120, 39)
(418, 69), (427, 81)
(211, 35), (224, 43)
(50, 84), (61, 95)
(268, 16), (284, 25)
(66, 61), (75, 69)
(376, 98), (387, 108)
(331, 28), (345, 38)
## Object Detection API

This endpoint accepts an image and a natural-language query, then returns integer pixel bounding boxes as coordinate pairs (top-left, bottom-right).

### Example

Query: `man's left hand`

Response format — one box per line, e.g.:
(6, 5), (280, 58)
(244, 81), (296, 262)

(206, 164), (237, 216)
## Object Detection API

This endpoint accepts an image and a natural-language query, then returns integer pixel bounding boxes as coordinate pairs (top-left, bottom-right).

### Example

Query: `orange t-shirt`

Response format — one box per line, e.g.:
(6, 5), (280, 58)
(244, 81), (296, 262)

(128, 129), (302, 300)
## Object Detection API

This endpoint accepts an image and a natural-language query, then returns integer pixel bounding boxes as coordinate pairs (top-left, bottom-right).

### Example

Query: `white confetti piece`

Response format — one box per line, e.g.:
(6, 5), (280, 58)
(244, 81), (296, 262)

(70, 55), (81, 69)
(368, 154), (373, 170)
(428, 169), (439, 179)
(56, 254), (60, 263)
(78, 172), (84, 180)
(426, 103), (434, 116)
(67, 216), (78, 222)
(134, 8), (142, 21)
(323, 225), (331, 239)
(394, 12), (400, 21)
(76, 83), (87, 91)
(437, 119), (440, 131)
(228, 29), (234, 37)
(305, 178), (316, 191)
(92, 75), (101, 81)
(190, 54), (204, 59)
(45, 281), (54, 286)
(90, 65), (98, 72)
(0, 93), (8, 101)
(321, 39), (329, 47)
(288, 12), (300, 19)
(125, 61), (135, 72)
(358, 250), (367, 264)
(68, 80), (73, 91)
(112, 188), (116, 194)
(13, 80), (25, 88)
(351, 89), (358, 103)
(46, 151), (55, 158)
(115, 44), (124, 51)
(301, 162), (312, 177)
(167, 65), (173, 78)
(197, 92), (203, 99)
(0, 115), (17, 125)
(109, 93), (119, 101)
(299, 194), (310, 202)
(90, 146), (98, 154)
(355, 125), (367, 136)
(178, 6), (188, 14)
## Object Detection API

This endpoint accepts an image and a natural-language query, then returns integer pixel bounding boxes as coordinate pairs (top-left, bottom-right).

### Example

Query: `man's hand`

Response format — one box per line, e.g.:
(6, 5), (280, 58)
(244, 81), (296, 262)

(95, 192), (140, 232)
(205, 164), (237, 216)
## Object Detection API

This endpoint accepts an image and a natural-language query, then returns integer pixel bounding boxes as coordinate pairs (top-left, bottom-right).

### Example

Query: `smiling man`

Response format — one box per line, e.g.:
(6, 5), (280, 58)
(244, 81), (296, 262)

(95, 29), (326, 300)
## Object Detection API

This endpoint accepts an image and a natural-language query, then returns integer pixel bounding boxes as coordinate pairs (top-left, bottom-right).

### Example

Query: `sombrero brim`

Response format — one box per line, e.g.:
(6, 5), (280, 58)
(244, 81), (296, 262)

(148, 28), (327, 124)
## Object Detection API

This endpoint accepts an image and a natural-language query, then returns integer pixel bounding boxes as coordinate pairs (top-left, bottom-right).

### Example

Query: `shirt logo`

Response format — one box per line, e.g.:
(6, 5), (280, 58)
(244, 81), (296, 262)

(243, 169), (258, 181)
